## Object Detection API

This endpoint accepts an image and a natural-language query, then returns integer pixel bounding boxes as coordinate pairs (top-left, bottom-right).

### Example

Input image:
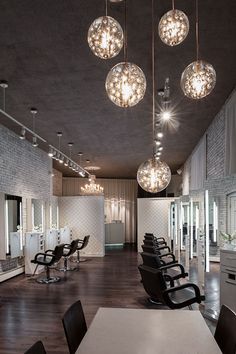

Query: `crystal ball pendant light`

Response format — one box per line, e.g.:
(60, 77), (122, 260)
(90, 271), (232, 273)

(158, 9), (189, 46)
(88, 16), (124, 59)
(105, 62), (146, 107)
(181, 60), (216, 99)
(137, 158), (171, 193)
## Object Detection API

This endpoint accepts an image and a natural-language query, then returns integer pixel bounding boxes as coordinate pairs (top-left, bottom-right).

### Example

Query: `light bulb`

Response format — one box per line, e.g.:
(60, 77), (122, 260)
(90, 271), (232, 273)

(162, 111), (171, 121)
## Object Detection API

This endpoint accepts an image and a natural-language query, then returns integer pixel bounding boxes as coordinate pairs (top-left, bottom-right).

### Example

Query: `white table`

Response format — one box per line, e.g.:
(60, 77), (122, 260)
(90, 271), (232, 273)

(76, 308), (221, 354)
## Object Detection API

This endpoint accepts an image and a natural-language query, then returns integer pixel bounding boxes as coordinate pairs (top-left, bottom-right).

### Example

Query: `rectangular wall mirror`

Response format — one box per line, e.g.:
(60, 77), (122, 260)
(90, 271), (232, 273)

(5, 194), (23, 256)
(32, 199), (45, 232)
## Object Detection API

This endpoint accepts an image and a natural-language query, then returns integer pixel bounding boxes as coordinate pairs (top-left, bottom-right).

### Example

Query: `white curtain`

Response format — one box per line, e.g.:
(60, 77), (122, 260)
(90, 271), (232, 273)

(190, 136), (206, 191)
(225, 91), (236, 176)
(62, 178), (137, 243)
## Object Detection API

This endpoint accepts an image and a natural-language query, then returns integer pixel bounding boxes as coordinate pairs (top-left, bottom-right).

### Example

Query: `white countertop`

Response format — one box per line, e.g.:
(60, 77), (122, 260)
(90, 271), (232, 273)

(76, 308), (221, 354)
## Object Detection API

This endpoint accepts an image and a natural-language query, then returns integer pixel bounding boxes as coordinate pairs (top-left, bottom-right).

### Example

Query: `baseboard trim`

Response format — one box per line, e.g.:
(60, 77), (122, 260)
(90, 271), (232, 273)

(0, 266), (25, 283)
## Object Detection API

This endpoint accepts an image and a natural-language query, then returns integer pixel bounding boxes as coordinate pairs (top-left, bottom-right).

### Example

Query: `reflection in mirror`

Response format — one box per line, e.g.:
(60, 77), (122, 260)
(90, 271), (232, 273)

(170, 202), (175, 251)
(209, 195), (219, 262)
(50, 201), (59, 229)
(181, 203), (189, 250)
(5, 195), (23, 255)
(32, 199), (45, 232)
(190, 201), (200, 257)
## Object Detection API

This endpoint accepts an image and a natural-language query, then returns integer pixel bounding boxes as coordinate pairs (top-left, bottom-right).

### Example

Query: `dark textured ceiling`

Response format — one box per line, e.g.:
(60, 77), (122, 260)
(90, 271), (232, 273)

(0, 0), (235, 178)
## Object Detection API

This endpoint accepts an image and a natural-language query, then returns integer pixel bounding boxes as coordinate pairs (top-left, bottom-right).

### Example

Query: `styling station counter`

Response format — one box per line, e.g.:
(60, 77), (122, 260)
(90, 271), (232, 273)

(220, 249), (236, 312)
(105, 222), (125, 245)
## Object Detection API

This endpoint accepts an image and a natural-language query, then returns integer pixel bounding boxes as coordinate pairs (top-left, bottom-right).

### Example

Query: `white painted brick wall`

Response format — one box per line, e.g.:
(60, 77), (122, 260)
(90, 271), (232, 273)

(182, 90), (236, 233)
(0, 124), (52, 199)
(0, 123), (52, 271)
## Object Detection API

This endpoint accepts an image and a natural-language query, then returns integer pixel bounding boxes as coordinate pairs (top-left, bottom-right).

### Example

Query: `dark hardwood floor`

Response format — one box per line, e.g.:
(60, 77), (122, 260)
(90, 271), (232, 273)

(0, 246), (219, 354)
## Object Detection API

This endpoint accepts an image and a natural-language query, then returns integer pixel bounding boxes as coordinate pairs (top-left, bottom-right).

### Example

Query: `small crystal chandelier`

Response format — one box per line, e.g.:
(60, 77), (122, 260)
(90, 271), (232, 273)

(105, 0), (146, 107)
(137, 0), (171, 193)
(81, 175), (104, 195)
(181, 0), (216, 99)
(158, 1), (189, 46)
(87, 0), (123, 59)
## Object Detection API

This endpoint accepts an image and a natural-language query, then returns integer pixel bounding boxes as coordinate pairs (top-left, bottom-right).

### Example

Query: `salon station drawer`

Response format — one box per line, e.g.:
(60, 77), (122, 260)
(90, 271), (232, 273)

(220, 249), (236, 312)
(220, 249), (236, 269)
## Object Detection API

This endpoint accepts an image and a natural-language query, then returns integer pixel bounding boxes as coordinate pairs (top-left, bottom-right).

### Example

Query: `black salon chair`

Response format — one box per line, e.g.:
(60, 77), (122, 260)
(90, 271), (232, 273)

(214, 305), (236, 354)
(31, 244), (64, 283)
(140, 252), (188, 283)
(24, 341), (46, 354)
(143, 239), (171, 252)
(141, 244), (177, 265)
(62, 300), (87, 354)
(74, 235), (90, 263)
(60, 239), (80, 271)
(144, 233), (166, 245)
(138, 265), (205, 309)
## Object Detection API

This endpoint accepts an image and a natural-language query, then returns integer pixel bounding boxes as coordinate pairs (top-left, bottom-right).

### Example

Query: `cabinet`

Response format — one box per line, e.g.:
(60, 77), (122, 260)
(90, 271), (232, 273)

(10, 232), (23, 258)
(220, 249), (236, 312)
(45, 229), (60, 250)
(24, 232), (44, 275)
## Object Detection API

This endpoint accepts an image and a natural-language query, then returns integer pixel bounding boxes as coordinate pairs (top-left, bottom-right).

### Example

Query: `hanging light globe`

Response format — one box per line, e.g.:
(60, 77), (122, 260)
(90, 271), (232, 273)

(88, 16), (124, 59)
(158, 9), (189, 46)
(181, 60), (216, 99)
(105, 62), (146, 107)
(137, 158), (171, 193)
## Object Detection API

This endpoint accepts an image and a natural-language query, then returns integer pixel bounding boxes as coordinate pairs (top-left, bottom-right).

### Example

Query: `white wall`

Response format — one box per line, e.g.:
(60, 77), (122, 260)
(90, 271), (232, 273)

(59, 196), (105, 257)
(0, 123), (52, 272)
(137, 198), (174, 252)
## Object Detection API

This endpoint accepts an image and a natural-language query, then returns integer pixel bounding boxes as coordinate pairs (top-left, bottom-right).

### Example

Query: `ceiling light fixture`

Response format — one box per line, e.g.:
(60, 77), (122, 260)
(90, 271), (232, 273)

(157, 132), (164, 139)
(48, 146), (54, 157)
(181, 0), (216, 99)
(19, 127), (26, 140)
(81, 175), (104, 195)
(137, 0), (171, 193)
(31, 108), (38, 147)
(105, 0), (146, 107)
(161, 111), (171, 121)
(88, 0), (124, 59)
(56, 132), (64, 163)
(158, 0), (189, 47)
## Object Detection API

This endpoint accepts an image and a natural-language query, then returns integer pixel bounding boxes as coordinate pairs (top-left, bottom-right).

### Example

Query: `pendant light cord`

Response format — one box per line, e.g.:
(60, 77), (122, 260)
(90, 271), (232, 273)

(172, 0), (175, 11)
(32, 113), (35, 133)
(196, 0), (199, 61)
(124, 0), (128, 62)
(105, 0), (108, 16)
(152, 0), (155, 156)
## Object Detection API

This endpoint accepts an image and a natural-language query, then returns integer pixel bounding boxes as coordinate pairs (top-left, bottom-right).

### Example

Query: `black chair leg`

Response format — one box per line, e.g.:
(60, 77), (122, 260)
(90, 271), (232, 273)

(59, 257), (76, 272)
(36, 266), (61, 284)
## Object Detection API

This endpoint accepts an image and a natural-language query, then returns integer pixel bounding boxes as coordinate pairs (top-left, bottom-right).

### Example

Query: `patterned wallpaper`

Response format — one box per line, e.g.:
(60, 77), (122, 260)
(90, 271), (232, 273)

(59, 196), (105, 257)
(137, 198), (174, 252)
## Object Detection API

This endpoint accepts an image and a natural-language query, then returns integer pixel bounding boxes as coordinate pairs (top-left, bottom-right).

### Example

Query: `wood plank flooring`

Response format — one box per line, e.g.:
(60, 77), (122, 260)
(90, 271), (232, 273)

(0, 245), (219, 354)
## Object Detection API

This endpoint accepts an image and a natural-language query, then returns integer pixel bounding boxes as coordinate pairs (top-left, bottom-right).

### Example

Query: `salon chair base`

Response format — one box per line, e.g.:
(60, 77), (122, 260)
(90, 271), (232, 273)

(37, 276), (61, 284)
(58, 257), (76, 272)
